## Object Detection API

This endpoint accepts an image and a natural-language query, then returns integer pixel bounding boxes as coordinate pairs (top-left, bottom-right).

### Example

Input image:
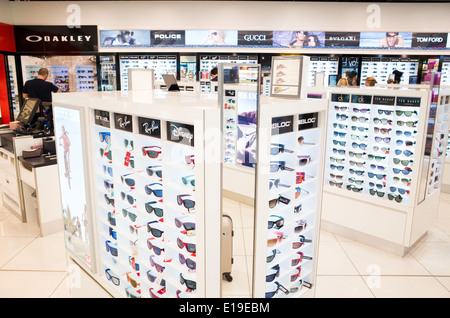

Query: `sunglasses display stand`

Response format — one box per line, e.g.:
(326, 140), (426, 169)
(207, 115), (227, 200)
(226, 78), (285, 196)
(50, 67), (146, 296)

(253, 98), (327, 298)
(321, 88), (448, 257)
(53, 90), (222, 298)
(435, 90), (450, 194)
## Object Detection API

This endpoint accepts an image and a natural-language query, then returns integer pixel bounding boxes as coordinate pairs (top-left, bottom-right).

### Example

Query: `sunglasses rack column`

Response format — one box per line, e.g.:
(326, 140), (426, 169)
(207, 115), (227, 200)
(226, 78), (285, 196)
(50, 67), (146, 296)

(322, 88), (442, 255)
(254, 98), (327, 298)
(161, 121), (199, 298)
(427, 91), (450, 195)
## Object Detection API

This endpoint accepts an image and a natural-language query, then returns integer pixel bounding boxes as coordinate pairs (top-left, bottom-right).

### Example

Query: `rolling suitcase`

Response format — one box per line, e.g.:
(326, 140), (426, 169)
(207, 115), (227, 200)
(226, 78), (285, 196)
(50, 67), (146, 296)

(221, 214), (234, 282)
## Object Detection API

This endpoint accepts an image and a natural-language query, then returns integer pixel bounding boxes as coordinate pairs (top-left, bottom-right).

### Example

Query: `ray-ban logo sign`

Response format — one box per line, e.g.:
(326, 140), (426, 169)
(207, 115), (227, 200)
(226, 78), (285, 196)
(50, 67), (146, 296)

(139, 117), (161, 138)
(114, 113), (133, 132)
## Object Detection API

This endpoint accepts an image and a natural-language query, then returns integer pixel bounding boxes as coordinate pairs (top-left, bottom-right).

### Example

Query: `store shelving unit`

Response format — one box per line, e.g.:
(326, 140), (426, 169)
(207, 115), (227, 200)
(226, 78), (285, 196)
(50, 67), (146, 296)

(53, 91), (221, 298)
(321, 88), (444, 256)
(253, 98), (327, 298)
(360, 57), (419, 85)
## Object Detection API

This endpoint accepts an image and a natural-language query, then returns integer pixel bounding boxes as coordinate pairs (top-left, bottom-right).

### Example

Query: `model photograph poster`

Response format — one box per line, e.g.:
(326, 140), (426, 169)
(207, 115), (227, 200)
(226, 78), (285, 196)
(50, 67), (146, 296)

(100, 30), (151, 47)
(185, 30), (238, 46)
(53, 106), (92, 268)
(359, 32), (413, 48)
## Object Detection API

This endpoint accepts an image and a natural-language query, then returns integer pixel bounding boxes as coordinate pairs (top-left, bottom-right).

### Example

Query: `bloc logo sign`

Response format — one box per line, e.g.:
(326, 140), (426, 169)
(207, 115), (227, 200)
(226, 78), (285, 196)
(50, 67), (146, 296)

(298, 112), (319, 131)
(271, 115), (294, 135)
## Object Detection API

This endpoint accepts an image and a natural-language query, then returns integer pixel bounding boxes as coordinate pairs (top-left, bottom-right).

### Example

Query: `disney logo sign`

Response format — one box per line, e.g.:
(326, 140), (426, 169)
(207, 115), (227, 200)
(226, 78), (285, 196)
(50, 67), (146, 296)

(168, 122), (194, 146)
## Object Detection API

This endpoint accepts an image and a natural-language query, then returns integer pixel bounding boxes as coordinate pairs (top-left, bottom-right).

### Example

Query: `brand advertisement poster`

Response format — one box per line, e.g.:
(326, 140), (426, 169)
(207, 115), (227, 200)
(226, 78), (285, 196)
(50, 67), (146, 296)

(53, 106), (92, 268)
(185, 30), (238, 46)
(236, 91), (258, 168)
(359, 32), (413, 48)
(100, 30), (151, 47)
(273, 31), (325, 48)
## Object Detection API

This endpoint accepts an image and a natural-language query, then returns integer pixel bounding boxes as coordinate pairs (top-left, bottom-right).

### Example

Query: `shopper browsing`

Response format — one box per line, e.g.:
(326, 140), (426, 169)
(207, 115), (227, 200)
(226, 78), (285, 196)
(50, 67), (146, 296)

(210, 67), (218, 81)
(365, 77), (377, 86)
(22, 68), (60, 103)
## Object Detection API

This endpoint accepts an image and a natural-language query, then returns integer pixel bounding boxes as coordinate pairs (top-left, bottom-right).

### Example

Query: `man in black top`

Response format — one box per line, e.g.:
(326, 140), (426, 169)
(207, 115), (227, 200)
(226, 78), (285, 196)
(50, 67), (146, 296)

(22, 68), (60, 103)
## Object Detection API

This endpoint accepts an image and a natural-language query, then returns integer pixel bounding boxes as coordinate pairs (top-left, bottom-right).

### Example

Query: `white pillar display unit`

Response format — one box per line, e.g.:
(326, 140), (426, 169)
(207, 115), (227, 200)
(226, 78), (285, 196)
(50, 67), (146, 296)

(53, 91), (221, 298)
(253, 98), (327, 298)
(434, 90), (450, 194)
(321, 88), (446, 256)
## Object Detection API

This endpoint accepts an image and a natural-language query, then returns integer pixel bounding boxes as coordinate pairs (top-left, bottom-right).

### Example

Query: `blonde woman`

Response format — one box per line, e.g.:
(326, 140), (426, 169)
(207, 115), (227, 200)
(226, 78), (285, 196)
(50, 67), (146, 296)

(336, 78), (348, 86)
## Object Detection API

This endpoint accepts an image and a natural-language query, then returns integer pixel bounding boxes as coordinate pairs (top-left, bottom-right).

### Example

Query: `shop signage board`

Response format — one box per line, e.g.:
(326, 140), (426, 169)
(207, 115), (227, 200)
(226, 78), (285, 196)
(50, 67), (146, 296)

(14, 25), (98, 52)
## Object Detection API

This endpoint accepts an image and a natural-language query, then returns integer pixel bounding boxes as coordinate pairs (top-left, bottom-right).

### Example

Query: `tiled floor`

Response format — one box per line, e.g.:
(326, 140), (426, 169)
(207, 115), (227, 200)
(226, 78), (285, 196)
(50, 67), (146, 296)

(1, 191), (450, 298)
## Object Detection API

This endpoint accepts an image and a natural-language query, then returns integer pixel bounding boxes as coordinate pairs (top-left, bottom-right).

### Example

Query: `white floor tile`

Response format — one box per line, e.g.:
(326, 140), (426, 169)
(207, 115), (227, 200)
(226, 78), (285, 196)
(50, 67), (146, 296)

(239, 203), (255, 229)
(0, 270), (67, 298)
(365, 276), (450, 298)
(316, 242), (359, 275)
(50, 276), (71, 298)
(315, 276), (374, 298)
(221, 255), (251, 297)
(411, 242), (450, 276)
(0, 236), (35, 268)
(0, 214), (40, 237)
(2, 236), (69, 271)
(318, 230), (338, 242)
(435, 276), (450, 292)
(339, 240), (430, 276)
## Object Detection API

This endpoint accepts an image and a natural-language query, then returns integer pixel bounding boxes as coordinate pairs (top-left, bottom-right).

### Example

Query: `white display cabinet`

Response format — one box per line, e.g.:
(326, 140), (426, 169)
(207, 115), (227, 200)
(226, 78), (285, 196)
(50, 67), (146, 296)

(321, 88), (444, 256)
(436, 89), (450, 193)
(53, 91), (222, 298)
(253, 98), (327, 298)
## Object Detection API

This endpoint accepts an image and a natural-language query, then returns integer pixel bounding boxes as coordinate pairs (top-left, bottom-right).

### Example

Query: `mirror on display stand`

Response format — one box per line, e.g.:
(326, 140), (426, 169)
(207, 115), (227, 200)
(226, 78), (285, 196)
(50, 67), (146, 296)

(218, 63), (261, 297)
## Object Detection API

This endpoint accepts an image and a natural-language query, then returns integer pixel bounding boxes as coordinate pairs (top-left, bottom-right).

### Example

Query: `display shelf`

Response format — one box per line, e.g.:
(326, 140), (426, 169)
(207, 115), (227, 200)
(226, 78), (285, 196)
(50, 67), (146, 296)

(53, 91), (221, 298)
(360, 57), (419, 85)
(307, 57), (338, 87)
(254, 98), (327, 298)
(321, 88), (443, 256)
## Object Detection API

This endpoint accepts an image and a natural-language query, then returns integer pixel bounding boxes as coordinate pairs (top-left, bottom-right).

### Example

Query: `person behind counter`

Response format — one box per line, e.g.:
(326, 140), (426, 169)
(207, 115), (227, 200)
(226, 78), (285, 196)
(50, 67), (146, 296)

(210, 67), (218, 81)
(365, 77), (377, 86)
(22, 68), (61, 103)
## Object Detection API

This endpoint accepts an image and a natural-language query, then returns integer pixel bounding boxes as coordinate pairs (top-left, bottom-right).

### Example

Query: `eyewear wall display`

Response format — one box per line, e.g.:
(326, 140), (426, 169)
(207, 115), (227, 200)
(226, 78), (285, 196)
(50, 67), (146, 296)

(325, 93), (423, 206)
(92, 112), (200, 298)
(255, 103), (325, 298)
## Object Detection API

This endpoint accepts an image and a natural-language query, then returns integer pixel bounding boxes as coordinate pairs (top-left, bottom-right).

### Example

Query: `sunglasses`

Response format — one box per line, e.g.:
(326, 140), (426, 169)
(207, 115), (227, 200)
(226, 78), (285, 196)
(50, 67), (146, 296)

(374, 127), (391, 134)
(180, 273), (196, 291)
(104, 180), (114, 190)
(329, 180), (343, 188)
(298, 155), (311, 166)
(349, 168), (364, 176)
(290, 266), (302, 282)
(351, 126), (368, 132)
(396, 140), (415, 146)
(107, 212), (116, 226)
(377, 109), (393, 115)
(348, 177), (364, 185)
(145, 183), (163, 197)
(99, 132), (111, 143)
(298, 136), (315, 145)
(388, 193), (403, 203)
(267, 231), (285, 247)
(142, 146), (162, 158)
(182, 175), (195, 187)
(149, 255), (165, 273)
(269, 178), (290, 190)
(100, 148), (112, 160)
(336, 114), (348, 120)
(185, 154), (195, 166)
(349, 151), (366, 158)
(351, 134), (367, 141)
(396, 130), (416, 137)
(268, 215), (285, 230)
(353, 108), (369, 113)
(146, 165), (162, 178)
(146, 270), (166, 286)
(294, 219), (307, 233)
(397, 120), (417, 127)
(149, 287), (166, 299)
(122, 208), (137, 222)
(267, 249), (281, 263)
(333, 140), (346, 146)
(389, 186), (410, 195)
(265, 281), (289, 298)
(104, 193), (115, 207)
(393, 167), (412, 175)
(266, 264), (280, 283)
(177, 237), (196, 253)
(330, 173), (343, 180)
(393, 176), (411, 184)
(270, 161), (294, 173)
(179, 253), (196, 270)
(369, 188), (385, 197)
(103, 165), (113, 177)
(146, 221), (164, 238)
(120, 191), (136, 205)
(373, 118), (391, 125)
(351, 116), (368, 123)
(145, 201), (163, 217)
(270, 143), (294, 155)
(393, 158), (413, 166)
(175, 215), (196, 232)
(121, 173), (135, 187)
(334, 131), (347, 138)
(269, 195), (290, 208)
(330, 164), (344, 171)
(177, 194), (195, 211)
(368, 172), (385, 179)
(295, 187), (309, 198)
(105, 240), (118, 256)
(126, 272), (140, 289)
(147, 239), (164, 255)
(334, 106), (348, 111)
(349, 160), (364, 168)
(370, 164), (386, 171)
(332, 148), (345, 155)
(396, 110), (417, 117)
(105, 269), (120, 286)
(347, 184), (363, 192)
(292, 235), (312, 249)
(334, 123), (347, 129)
(352, 142), (367, 150)
(291, 251), (312, 266)
(330, 157), (345, 164)
(124, 139), (134, 150)
(395, 149), (413, 157)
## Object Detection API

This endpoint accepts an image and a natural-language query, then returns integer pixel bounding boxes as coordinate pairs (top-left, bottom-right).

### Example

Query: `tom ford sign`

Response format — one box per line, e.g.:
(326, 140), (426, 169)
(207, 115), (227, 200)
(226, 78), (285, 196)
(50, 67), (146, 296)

(14, 25), (98, 52)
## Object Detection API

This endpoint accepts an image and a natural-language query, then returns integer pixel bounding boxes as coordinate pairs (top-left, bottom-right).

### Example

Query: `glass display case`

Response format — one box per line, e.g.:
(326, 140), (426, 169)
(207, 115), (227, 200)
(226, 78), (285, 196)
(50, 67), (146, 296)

(253, 98), (327, 298)
(99, 55), (117, 91)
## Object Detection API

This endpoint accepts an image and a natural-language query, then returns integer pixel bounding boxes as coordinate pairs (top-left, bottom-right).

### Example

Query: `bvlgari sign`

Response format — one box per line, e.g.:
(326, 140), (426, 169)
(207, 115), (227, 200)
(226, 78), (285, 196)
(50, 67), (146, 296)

(14, 25), (98, 52)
